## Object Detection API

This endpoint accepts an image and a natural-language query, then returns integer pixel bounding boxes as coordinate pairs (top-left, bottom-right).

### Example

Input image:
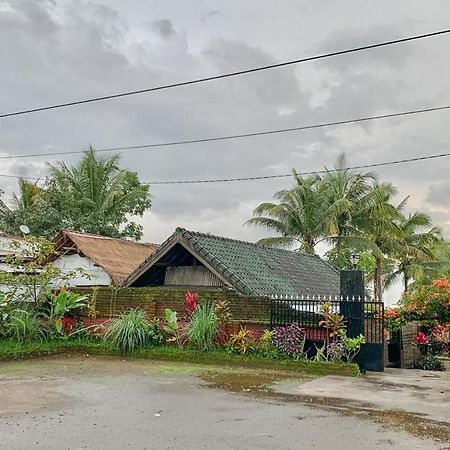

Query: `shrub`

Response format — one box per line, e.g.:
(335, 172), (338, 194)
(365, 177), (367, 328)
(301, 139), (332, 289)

(253, 329), (282, 359)
(414, 354), (446, 371)
(185, 303), (218, 352)
(226, 327), (255, 355)
(272, 323), (306, 359)
(104, 308), (152, 354)
(3, 308), (43, 343)
(336, 330), (366, 362)
(148, 319), (168, 347)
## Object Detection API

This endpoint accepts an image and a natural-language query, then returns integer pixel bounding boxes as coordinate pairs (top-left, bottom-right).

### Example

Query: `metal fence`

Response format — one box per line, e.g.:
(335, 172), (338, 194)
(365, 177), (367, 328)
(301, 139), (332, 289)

(269, 294), (384, 344)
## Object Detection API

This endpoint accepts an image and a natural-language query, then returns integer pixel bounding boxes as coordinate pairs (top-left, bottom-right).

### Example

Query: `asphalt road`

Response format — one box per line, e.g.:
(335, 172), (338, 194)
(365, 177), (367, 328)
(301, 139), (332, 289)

(0, 355), (446, 450)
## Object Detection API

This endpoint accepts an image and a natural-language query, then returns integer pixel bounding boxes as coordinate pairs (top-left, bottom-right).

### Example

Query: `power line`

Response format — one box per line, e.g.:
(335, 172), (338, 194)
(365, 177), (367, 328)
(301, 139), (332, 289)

(144, 152), (450, 184)
(1, 28), (450, 119)
(1, 152), (449, 184)
(1, 103), (450, 160)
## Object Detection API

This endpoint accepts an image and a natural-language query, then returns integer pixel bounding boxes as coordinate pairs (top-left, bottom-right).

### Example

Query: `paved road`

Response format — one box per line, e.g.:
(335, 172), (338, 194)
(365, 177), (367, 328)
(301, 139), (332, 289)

(0, 355), (447, 450)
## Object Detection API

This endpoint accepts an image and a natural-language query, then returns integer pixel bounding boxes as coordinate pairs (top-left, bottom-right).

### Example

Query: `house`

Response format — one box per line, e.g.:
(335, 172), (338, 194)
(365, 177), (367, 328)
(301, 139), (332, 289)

(49, 230), (159, 287)
(123, 227), (339, 296)
(0, 235), (31, 273)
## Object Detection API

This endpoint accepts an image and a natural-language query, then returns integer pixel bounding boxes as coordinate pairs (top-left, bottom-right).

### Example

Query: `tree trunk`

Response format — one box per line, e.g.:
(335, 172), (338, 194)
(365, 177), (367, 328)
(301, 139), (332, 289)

(403, 274), (409, 294)
(374, 256), (383, 302)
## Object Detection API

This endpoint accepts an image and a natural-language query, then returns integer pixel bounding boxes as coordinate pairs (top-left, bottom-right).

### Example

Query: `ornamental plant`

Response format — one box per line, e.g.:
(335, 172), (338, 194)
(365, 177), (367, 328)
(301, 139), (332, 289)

(402, 277), (450, 324)
(272, 323), (306, 359)
(184, 291), (198, 316)
(226, 327), (255, 355)
(384, 307), (406, 332)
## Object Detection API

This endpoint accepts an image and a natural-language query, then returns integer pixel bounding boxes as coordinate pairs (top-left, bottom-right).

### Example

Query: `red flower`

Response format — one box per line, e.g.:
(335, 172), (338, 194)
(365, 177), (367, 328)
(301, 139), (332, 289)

(433, 278), (449, 289)
(415, 332), (428, 345)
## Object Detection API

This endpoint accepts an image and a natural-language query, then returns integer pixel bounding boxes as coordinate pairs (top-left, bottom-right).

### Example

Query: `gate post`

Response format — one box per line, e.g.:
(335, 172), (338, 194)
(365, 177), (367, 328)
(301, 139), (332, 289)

(340, 270), (364, 338)
(340, 270), (384, 372)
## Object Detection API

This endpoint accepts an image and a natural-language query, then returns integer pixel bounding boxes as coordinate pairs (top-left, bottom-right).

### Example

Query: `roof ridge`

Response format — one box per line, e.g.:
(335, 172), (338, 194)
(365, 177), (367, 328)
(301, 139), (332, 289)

(63, 229), (158, 247)
(176, 227), (319, 258)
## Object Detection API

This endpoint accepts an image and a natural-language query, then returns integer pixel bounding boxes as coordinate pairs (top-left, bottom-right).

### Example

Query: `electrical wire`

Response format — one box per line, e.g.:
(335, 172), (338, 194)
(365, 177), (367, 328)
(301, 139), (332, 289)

(1, 28), (450, 119)
(1, 103), (450, 160)
(1, 152), (449, 184)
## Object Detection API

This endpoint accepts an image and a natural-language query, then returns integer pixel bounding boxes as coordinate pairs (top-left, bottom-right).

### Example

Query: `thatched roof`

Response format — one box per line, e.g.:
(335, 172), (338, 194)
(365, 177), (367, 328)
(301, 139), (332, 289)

(51, 230), (159, 285)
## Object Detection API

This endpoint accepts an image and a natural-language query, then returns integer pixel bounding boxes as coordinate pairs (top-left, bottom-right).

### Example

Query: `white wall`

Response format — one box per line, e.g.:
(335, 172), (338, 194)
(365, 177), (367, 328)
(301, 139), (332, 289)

(53, 254), (112, 286)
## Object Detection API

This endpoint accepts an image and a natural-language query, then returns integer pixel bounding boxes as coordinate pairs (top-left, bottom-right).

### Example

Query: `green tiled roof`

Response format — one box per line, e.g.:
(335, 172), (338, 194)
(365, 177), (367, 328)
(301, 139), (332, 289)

(168, 228), (339, 296)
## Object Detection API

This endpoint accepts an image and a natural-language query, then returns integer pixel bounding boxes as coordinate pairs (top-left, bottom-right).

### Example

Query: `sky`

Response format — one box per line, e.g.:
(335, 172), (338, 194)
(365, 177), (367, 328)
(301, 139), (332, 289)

(1, 0), (450, 303)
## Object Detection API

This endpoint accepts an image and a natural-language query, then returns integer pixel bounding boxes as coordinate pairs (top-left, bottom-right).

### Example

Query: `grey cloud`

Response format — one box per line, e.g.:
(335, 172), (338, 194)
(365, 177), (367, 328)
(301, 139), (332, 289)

(152, 19), (176, 39)
(1, 0), (450, 257)
(426, 181), (450, 207)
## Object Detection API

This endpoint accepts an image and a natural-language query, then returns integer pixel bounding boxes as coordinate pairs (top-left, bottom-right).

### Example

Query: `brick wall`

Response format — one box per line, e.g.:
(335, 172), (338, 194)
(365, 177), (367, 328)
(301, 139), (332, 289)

(72, 287), (271, 327)
(400, 321), (421, 368)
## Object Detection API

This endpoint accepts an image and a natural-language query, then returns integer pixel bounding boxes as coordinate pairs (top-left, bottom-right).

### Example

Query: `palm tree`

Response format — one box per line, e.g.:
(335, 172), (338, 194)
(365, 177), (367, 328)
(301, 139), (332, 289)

(245, 171), (332, 254)
(344, 182), (403, 302)
(322, 154), (377, 244)
(0, 179), (44, 235)
(384, 212), (441, 293)
(47, 146), (150, 239)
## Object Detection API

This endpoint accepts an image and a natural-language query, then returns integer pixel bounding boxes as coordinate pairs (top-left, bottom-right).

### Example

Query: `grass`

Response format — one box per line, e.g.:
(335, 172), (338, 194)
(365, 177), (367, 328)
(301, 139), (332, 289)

(0, 339), (359, 376)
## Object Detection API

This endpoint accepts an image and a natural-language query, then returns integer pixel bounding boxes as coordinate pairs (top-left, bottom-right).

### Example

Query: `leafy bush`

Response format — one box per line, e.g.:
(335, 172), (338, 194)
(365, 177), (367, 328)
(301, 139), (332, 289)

(226, 328), (255, 355)
(148, 319), (168, 347)
(402, 278), (450, 324)
(272, 323), (306, 359)
(253, 330), (282, 359)
(185, 303), (218, 352)
(319, 302), (346, 339)
(336, 330), (366, 361)
(3, 308), (43, 343)
(414, 354), (446, 371)
(214, 300), (231, 325)
(104, 308), (152, 354)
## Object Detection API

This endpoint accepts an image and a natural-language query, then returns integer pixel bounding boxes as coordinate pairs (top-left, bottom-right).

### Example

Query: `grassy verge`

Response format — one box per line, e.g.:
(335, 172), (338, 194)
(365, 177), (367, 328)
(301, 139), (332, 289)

(0, 340), (359, 376)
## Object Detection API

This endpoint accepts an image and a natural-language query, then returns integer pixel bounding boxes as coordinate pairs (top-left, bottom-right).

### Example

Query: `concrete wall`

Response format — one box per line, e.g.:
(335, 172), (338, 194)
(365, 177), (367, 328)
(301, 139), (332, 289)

(53, 254), (112, 286)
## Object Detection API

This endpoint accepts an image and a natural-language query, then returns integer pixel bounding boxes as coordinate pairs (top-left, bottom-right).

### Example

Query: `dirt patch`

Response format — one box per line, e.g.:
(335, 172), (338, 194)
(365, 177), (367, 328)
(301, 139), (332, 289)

(0, 376), (71, 415)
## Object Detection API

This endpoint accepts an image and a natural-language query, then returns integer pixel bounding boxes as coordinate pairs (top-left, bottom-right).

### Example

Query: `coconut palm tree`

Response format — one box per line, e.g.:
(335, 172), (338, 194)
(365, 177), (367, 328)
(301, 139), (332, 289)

(0, 179), (44, 235)
(340, 182), (403, 302)
(46, 146), (150, 239)
(245, 171), (333, 254)
(384, 211), (441, 293)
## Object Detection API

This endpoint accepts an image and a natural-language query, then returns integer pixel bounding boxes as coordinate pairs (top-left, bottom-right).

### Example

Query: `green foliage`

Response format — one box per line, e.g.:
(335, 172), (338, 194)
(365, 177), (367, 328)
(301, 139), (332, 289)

(246, 153), (442, 302)
(401, 278), (450, 324)
(185, 303), (218, 352)
(44, 290), (87, 335)
(414, 354), (446, 371)
(147, 319), (168, 347)
(104, 308), (153, 354)
(0, 236), (82, 305)
(0, 147), (151, 239)
(163, 309), (178, 336)
(2, 308), (43, 343)
(325, 248), (376, 274)
(337, 330), (366, 361)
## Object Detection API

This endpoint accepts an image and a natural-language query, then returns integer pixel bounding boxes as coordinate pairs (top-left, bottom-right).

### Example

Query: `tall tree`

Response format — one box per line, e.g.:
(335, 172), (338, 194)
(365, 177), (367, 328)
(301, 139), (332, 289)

(245, 172), (332, 254)
(0, 148), (151, 240)
(384, 212), (441, 293)
(347, 183), (404, 302)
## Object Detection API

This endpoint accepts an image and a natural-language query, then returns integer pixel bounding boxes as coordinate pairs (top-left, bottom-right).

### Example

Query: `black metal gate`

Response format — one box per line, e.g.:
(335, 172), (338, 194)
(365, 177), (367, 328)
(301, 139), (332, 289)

(269, 294), (384, 371)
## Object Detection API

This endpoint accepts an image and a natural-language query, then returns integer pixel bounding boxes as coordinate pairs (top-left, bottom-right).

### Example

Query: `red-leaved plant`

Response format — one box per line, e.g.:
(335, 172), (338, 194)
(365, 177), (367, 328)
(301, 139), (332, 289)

(185, 291), (199, 316)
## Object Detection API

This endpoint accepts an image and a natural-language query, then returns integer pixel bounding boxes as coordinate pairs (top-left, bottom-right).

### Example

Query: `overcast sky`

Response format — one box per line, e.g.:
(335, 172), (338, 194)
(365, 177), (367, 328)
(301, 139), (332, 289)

(1, 1), (450, 300)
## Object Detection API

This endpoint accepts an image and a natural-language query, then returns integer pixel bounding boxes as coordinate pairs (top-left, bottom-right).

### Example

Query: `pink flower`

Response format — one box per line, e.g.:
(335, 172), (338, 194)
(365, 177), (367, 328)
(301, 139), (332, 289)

(415, 332), (428, 345)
